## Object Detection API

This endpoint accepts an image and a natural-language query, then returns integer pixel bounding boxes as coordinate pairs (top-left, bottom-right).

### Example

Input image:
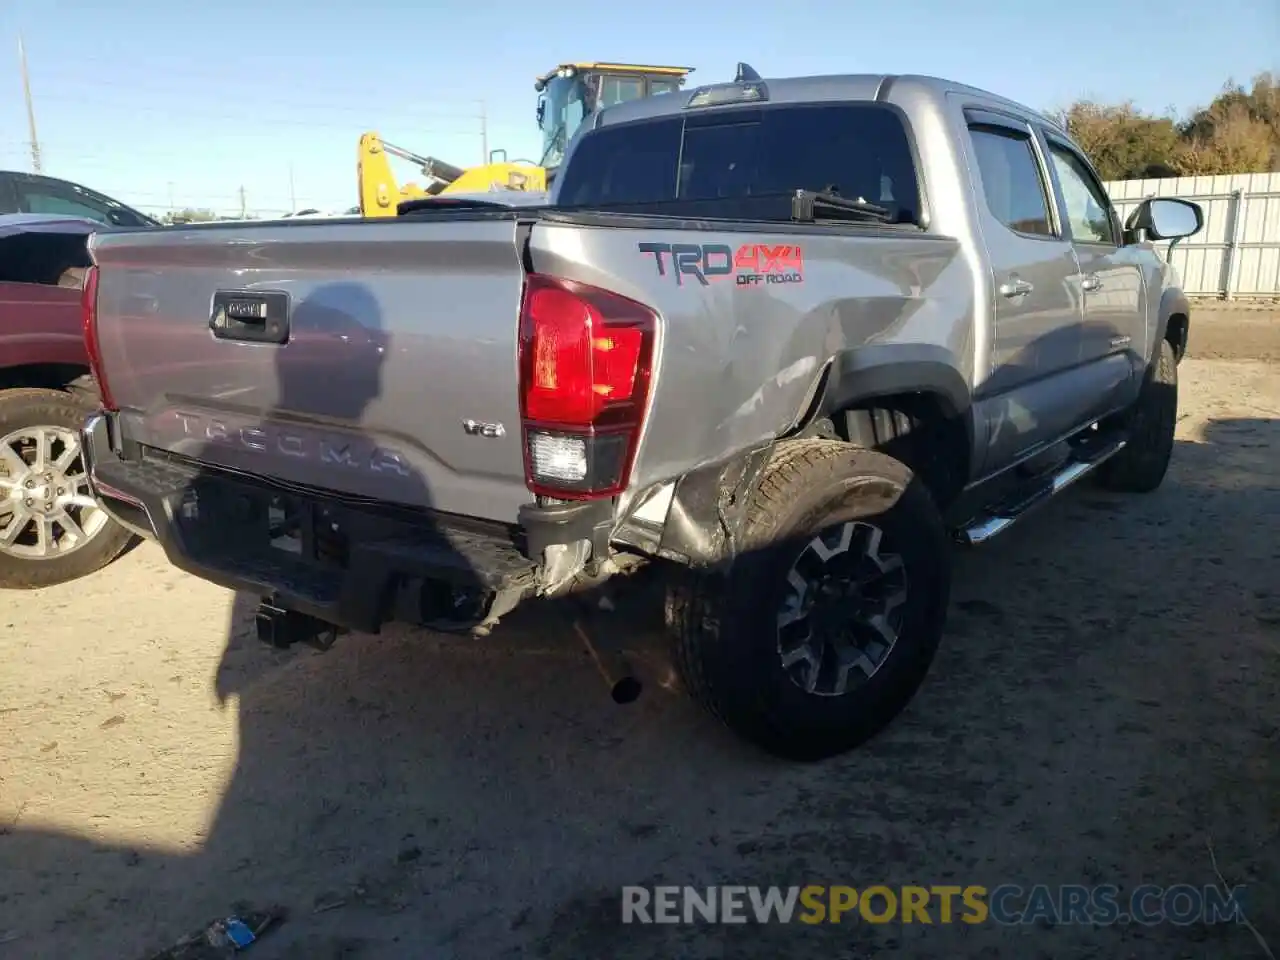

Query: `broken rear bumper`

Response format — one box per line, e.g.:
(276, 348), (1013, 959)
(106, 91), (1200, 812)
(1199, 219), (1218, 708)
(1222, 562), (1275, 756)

(80, 412), (611, 633)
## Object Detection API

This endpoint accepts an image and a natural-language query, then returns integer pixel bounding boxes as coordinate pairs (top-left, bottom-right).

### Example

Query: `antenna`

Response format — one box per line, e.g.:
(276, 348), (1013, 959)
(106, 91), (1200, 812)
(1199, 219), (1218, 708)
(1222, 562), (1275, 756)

(734, 62), (762, 83)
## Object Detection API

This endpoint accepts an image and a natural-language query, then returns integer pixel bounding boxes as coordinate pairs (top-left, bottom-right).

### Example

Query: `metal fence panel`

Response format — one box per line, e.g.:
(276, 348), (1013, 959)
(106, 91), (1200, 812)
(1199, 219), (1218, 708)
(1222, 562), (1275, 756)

(1103, 171), (1280, 298)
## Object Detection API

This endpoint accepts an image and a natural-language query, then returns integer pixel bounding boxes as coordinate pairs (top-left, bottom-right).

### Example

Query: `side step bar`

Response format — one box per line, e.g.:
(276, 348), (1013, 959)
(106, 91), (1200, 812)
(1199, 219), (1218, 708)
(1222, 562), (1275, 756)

(958, 437), (1126, 546)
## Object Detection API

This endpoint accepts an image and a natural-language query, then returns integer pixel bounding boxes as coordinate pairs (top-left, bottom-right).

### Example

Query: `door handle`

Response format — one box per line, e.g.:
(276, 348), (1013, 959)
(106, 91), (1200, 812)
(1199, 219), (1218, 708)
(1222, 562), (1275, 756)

(1081, 274), (1103, 292)
(210, 291), (291, 344)
(998, 278), (1034, 298)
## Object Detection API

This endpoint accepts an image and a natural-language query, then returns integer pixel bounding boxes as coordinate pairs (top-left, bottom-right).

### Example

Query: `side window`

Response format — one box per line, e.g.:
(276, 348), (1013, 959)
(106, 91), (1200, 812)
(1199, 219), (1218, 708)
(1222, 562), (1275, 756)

(1046, 141), (1117, 245)
(20, 183), (113, 223)
(0, 174), (19, 214)
(600, 75), (645, 107)
(650, 78), (679, 96)
(18, 181), (148, 226)
(967, 125), (1055, 238)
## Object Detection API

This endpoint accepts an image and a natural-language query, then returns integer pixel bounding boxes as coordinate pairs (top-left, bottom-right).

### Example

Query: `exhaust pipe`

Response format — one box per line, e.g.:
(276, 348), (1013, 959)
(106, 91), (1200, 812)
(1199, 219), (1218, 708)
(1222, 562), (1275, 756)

(573, 621), (642, 704)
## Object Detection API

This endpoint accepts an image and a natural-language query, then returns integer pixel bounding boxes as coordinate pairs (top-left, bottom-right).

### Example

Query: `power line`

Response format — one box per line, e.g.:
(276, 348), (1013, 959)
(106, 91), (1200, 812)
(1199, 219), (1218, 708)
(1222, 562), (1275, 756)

(41, 62), (503, 107)
(42, 52), (493, 98)
(32, 89), (490, 120)
(40, 76), (488, 112)
(0, 142), (483, 168)
(25, 97), (486, 133)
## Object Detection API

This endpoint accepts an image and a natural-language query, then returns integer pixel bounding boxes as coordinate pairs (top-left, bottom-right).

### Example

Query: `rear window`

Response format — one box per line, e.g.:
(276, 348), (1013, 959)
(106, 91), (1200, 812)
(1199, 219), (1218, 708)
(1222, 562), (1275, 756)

(555, 103), (921, 224)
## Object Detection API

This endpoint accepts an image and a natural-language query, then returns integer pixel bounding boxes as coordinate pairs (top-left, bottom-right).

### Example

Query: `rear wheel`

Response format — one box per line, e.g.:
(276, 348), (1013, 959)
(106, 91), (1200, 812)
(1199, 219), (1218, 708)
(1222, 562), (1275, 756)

(0, 388), (133, 589)
(666, 440), (950, 761)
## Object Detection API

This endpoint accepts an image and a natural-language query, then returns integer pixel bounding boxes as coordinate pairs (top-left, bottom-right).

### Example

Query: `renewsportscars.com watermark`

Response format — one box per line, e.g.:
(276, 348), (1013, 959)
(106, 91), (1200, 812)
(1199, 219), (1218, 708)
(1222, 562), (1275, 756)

(621, 884), (1250, 926)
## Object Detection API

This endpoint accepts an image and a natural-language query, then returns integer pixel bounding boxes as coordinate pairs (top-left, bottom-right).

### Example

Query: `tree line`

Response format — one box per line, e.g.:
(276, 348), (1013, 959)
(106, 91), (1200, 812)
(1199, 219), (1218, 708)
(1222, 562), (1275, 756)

(1056, 72), (1278, 181)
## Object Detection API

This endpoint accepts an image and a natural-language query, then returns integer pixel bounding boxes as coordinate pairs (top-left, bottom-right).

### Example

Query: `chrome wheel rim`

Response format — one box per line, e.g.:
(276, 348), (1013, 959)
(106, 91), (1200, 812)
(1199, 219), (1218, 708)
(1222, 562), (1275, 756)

(776, 520), (908, 697)
(0, 425), (108, 560)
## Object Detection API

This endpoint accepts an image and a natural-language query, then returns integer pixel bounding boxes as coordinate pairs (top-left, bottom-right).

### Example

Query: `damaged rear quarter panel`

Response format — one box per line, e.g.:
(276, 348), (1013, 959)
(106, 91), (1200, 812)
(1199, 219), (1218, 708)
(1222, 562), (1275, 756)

(527, 220), (974, 505)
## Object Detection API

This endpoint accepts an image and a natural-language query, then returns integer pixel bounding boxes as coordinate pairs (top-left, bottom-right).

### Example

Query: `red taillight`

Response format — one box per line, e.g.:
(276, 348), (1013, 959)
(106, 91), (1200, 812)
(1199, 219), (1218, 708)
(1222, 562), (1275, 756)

(79, 265), (116, 411)
(518, 274), (656, 499)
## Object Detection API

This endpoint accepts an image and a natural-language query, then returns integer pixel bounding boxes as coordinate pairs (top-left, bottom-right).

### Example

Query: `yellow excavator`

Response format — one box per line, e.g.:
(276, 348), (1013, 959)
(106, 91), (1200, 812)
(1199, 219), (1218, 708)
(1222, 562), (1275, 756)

(357, 62), (694, 217)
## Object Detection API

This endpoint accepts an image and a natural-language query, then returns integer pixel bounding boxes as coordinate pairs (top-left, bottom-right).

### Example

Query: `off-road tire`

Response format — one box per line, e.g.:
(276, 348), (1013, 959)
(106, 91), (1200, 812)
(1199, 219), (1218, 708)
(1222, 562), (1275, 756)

(665, 440), (951, 761)
(1097, 339), (1178, 493)
(0, 388), (133, 589)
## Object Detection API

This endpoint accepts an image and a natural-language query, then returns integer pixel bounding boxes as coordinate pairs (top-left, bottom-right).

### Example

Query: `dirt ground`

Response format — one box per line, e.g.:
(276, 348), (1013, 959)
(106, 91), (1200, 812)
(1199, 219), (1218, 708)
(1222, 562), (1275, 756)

(2, 308), (1277, 960)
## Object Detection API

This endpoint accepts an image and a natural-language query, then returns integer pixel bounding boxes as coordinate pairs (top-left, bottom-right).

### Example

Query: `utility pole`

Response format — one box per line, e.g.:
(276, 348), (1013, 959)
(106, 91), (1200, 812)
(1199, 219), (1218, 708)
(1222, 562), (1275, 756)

(238, 185), (247, 219)
(167, 181), (175, 212)
(480, 101), (488, 164)
(288, 164), (297, 211)
(18, 35), (42, 173)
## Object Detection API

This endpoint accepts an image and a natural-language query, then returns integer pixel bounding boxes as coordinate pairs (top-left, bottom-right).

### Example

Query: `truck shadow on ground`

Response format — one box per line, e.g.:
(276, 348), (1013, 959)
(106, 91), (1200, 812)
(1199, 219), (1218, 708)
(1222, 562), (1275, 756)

(6, 314), (1278, 960)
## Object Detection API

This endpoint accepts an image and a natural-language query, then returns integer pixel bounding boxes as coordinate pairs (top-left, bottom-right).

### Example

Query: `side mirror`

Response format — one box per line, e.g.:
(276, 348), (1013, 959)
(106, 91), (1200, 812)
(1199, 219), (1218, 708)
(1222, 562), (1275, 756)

(489, 149), (507, 164)
(1125, 197), (1203, 242)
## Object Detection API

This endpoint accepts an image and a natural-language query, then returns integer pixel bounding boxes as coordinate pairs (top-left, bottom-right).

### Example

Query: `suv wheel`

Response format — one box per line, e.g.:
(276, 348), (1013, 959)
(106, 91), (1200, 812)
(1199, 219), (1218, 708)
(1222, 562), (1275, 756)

(666, 440), (950, 761)
(1096, 338), (1178, 493)
(0, 388), (133, 589)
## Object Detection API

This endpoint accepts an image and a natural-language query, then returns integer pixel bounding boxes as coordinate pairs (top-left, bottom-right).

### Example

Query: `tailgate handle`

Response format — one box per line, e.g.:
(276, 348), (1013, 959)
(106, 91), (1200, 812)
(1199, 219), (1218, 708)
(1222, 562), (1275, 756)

(210, 291), (290, 344)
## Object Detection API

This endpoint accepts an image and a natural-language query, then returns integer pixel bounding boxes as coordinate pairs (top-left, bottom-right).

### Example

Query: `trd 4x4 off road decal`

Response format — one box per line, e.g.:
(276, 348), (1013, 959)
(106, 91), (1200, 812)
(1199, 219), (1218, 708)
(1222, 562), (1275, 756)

(638, 242), (804, 287)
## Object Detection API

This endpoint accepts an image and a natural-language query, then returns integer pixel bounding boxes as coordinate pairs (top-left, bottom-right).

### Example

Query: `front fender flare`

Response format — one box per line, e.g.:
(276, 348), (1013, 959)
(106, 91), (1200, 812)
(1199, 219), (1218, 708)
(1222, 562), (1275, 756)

(1156, 287), (1190, 362)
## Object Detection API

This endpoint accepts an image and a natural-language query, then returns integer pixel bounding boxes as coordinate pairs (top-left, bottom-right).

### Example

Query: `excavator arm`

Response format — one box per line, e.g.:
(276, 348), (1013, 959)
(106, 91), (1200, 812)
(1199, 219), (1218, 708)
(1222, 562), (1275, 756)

(357, 62), (692, 218)
(358, 133), (546, 217)
(358, 133), (457, 216)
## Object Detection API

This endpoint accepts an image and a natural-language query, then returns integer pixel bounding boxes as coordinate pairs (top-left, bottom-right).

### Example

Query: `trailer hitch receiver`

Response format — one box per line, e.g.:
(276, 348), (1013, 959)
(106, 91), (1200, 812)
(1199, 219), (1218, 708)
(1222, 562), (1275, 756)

(255, 600), (340, 651)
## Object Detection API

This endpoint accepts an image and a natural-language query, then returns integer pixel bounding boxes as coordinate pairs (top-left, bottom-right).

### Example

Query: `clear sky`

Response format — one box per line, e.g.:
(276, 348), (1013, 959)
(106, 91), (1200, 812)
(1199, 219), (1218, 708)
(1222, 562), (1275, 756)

(0, 0), (1275, 216)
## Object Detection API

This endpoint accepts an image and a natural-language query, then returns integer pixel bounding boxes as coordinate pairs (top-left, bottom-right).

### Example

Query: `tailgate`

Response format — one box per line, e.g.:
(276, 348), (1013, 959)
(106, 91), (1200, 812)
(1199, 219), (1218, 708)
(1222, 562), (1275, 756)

(89, 216), (530, 523)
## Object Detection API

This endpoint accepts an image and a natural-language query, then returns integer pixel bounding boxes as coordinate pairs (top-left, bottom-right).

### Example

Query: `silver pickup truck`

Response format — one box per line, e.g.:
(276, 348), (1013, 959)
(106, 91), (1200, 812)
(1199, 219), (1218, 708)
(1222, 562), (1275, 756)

(79, 66), (1203, 760)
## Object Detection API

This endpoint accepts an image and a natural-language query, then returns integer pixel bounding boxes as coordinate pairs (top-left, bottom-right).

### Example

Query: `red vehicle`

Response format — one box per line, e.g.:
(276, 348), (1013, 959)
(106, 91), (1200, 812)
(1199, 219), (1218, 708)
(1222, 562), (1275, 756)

(0, 214), (132, 587)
